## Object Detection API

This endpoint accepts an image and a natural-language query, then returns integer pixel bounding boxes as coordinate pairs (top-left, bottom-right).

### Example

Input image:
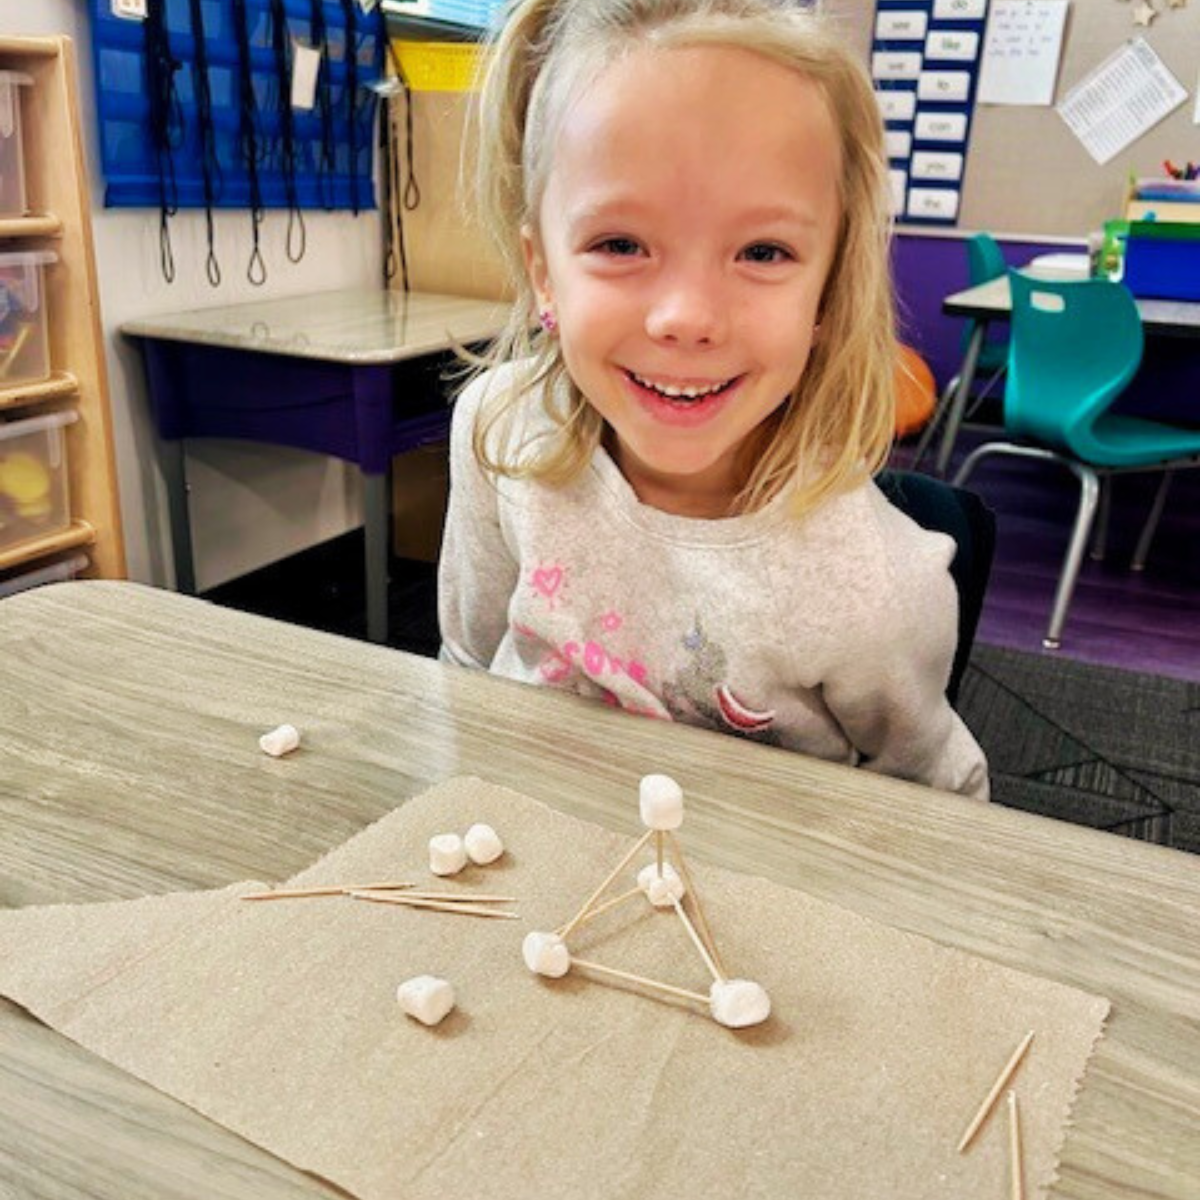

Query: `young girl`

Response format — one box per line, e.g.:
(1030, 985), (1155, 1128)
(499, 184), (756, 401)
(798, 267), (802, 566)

(439, 0), (989, 801)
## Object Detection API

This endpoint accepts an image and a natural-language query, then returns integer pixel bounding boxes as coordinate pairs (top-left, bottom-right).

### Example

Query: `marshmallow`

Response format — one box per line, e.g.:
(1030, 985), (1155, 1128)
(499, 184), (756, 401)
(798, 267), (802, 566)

(464, 823), (504, 865)
(637, 862), (686, 907)
(428, 833), (467, 876)
(638, 774), (684, 830)
(258, 724), (300, 757)
(522, 930), (571, 978)
(396, 975), (456, 1026)
(709, 979), (771, 1029)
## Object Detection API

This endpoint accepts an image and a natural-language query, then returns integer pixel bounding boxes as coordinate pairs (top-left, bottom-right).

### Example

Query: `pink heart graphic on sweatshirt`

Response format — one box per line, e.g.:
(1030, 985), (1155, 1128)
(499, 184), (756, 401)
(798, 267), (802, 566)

(532, 566), (564, 601)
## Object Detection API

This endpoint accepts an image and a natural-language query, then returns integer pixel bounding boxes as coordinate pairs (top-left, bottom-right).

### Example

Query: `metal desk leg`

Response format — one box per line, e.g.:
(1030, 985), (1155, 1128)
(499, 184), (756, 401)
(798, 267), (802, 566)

(363, 467), (392, 645)
(160, 438), (197, 595)
(934, 322), (986, 477)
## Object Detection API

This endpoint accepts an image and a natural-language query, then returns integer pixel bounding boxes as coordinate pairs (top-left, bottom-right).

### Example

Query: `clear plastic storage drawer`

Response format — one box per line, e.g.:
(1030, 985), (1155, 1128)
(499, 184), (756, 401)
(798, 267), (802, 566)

(0, 409), (77, 557)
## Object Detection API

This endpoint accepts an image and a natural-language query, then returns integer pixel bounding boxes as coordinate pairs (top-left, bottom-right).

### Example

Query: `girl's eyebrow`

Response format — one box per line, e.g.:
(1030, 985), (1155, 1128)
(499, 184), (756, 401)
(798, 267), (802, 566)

(566, 198), (820, 232)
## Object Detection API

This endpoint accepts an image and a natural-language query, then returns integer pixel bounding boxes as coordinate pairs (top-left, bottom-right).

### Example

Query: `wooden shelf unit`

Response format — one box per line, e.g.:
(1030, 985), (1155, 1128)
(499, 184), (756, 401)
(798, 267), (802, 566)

(0, 35), (125, 580)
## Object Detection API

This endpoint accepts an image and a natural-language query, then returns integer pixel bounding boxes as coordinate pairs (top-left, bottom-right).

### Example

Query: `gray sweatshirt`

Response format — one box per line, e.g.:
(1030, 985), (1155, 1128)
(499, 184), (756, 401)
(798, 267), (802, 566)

(439, 362), (989, 801)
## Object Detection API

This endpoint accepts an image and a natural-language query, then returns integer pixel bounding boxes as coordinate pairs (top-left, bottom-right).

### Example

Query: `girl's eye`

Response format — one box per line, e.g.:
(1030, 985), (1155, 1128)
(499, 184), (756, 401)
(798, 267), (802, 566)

(590, 237), (643, 257)
(740, 242), (794, 264)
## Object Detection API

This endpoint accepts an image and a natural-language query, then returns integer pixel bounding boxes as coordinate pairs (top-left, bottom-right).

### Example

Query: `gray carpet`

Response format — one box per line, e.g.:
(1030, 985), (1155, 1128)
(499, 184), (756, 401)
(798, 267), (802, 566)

(958, 645), (1200, 854)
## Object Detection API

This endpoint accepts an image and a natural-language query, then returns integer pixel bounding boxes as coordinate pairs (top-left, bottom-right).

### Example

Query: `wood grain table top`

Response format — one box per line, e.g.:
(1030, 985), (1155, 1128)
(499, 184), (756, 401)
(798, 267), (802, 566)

(1, 582), (1197, 1199)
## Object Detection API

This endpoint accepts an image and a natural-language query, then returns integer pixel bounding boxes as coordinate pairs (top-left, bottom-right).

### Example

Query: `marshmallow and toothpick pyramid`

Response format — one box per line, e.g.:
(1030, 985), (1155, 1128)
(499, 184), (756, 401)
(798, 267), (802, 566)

(521, 774), (771, 1028)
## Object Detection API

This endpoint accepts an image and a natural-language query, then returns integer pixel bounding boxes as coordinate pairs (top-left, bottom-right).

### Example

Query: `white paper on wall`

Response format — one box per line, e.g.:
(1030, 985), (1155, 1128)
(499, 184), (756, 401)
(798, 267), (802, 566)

(977, 0), (1069, 106)
(1057, 38), (1187, 165)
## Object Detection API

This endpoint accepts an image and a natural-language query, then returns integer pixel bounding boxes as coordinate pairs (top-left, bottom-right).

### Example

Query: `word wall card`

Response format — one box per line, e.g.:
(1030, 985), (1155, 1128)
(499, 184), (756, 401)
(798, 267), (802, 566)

(872, 0), (990, 226)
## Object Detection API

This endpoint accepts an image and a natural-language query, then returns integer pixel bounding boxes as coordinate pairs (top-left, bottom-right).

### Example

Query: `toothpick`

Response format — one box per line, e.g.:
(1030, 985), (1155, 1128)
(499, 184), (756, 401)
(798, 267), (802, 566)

(556, 886), (641, 935)
(1007, 1091), (1024, 1200)
(558, 829), (654, 940)
(241, 882), (414, 901)
(359, 889), (517, 903)
(347, 891), (518, 919)
(570, 956), (710, 1006)
(671, 895), (726, 984)
(957, 1031), (1036, 1153)
(664, 831), (727, 979)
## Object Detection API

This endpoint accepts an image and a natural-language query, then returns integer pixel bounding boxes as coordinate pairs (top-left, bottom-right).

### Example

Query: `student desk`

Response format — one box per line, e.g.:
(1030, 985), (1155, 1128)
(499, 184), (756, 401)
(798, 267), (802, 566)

(935, 273), (1200, 475)
(123, 289), (512, 644)
(2, 581), (1199, 1199)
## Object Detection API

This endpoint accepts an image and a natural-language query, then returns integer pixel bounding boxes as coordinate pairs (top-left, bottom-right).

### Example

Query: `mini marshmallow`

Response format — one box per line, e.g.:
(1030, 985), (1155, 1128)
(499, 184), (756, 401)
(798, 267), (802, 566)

(638, 773), (684, 830)
(637, 862), (686, 908)
(709, 979), (771, 1029)
(428, 833), (467, 876)
(396, 975), (456, 1026)
(259, 724), (300, 757)
(522, 930), (571, 978)
(464, 823), (504, 865)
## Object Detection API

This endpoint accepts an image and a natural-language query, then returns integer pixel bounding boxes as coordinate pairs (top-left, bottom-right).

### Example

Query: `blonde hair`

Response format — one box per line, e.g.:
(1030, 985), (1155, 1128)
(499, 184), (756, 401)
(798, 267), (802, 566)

(468, 0), (897, 516)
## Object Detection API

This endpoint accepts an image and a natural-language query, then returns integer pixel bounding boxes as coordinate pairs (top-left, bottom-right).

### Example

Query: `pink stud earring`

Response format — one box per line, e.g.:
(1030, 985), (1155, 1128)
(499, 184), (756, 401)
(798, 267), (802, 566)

(538, 309), (558, 335)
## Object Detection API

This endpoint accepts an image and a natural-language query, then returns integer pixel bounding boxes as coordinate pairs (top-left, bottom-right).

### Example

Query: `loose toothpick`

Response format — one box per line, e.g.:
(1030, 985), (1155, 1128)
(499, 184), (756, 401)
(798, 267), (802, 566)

(241, 882), (414, 901)
(957, 1031), (1036, 1153)
(671, 895), (726, 984)
(570, 956), (710, 1006)
(347, 891), (518, 919)
(1007, 1090), (1024, 1200)
(558, 828), (654, 940)
(556, 886), (641, 936)
(357, 889), (517, 904)
(664, 831), (726, 979)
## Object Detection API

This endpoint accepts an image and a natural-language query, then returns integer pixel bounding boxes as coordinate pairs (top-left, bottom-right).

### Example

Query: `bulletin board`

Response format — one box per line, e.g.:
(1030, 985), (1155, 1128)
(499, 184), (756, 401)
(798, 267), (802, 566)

(827, 0), (1200, 238)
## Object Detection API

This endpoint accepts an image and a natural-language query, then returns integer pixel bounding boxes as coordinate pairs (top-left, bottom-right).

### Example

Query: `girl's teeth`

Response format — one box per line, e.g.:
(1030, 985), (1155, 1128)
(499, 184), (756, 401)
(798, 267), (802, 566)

(632, 373), (727, 399)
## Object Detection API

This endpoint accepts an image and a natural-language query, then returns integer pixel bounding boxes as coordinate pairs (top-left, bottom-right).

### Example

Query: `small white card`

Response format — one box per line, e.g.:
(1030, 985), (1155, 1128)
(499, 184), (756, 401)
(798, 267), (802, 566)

(876, 10), (928, 40)
(907, 187), (961, 220)
(889, 169), (908, 216)
(910, 151), (964, 181)
(925, 31), (980, 62)
(291, 42), (322, 110)
(915, 111), (968, 141)
(933, 0), (988, 18)
(918, 70), (972, 103)
(873, 52), (924, 82)
(111, 0), (147, 18)
(885, 130), (914, 159)
(877, 90), (918, 122)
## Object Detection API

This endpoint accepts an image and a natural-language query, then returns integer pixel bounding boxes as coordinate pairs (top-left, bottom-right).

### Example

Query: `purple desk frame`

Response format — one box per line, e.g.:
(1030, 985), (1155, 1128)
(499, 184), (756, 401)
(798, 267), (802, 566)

(132, 337), (456, 644)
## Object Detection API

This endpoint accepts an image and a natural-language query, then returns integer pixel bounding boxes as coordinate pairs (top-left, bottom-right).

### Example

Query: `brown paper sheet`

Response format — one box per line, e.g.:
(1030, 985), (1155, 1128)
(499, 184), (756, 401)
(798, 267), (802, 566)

(0, 776), (1109, 1198)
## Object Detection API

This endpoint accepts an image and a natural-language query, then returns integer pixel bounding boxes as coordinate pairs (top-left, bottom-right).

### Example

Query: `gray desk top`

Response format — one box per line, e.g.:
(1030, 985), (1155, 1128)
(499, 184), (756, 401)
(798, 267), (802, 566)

(944, 273), (1200, 334)
(1, 581), (1199, 1198)
(121, 288), (514, 364)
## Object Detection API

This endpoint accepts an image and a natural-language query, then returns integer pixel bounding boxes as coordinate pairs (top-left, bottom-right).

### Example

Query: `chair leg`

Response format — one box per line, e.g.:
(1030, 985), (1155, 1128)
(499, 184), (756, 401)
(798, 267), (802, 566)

(949, 441), (1006, 488)
(1044, 465), (1100, 650)
(1089, 476), (1111, 562)
(909, 375), (958, 470)
(1131, 471), (1173, 572)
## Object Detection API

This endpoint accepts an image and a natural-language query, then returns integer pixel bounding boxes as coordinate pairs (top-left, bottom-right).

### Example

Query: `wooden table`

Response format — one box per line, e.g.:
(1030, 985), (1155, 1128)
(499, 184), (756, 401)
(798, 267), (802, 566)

(123, 289), (511, 643)
(1, 581), (1198, 1199)
(934, 270), (1200, 476)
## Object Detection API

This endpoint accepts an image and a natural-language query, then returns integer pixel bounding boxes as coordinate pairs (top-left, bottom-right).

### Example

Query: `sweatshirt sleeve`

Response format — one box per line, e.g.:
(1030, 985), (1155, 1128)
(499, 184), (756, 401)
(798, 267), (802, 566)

(819, 508), (990, 802)
(437, 371), (520, 671)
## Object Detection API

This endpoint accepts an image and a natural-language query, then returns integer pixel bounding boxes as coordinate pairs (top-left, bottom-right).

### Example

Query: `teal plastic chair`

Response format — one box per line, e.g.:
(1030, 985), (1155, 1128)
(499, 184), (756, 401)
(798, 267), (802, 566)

(953, 269), (1200, 649)
(912, 232), (1010, 470)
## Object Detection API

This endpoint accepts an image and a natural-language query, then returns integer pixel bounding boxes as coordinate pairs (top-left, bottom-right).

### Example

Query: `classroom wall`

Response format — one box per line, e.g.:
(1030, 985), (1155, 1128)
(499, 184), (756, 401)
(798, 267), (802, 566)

(2, 4), (384, 591)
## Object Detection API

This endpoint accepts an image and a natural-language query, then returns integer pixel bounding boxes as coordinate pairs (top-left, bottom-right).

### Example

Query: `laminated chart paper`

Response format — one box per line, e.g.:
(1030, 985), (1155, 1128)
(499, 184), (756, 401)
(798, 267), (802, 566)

(0, 777), (1110, 1200)
(1058, 37), (1186, 165)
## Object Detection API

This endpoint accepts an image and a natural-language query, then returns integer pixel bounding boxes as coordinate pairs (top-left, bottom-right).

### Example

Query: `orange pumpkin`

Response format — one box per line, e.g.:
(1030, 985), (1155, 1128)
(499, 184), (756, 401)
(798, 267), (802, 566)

(894, 344), (936, 437)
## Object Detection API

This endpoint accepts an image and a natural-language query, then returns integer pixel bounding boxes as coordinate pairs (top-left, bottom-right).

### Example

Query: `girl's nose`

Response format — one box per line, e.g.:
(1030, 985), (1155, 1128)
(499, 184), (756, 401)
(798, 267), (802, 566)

(644, 270), (727, 346)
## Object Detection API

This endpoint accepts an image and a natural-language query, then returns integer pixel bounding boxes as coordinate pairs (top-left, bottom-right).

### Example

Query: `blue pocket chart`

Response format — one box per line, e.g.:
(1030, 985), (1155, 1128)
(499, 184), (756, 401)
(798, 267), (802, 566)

(88, 0), (386, 211)
(872, 0), (990, 226)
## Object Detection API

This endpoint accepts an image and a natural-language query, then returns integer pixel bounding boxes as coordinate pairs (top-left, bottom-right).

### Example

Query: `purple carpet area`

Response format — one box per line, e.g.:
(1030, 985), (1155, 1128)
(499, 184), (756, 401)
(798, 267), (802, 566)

(898, 428), (1200, 683)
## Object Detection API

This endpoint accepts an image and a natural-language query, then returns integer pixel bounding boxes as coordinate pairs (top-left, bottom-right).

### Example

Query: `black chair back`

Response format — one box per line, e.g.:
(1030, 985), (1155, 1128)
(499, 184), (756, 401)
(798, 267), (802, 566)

(877, 469), (996, 706)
